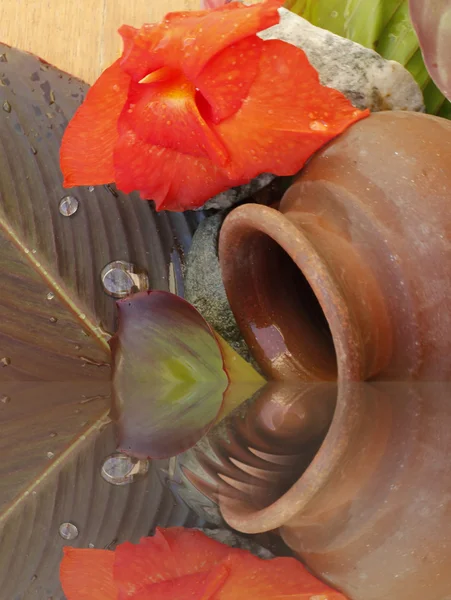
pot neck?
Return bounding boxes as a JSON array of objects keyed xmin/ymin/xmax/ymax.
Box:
[{"xmin": 219, "ymin": 202, "xmax": 392, "ymax": 381}]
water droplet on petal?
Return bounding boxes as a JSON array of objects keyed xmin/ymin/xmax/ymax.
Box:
[
  {"xmin": 47, "ymin": 451, "xmax": 55, "ymax": 459},
  {"xmin": 59, "ymin": 522, "xmax": 79, "ymax": 540},
  {"xmin": 59, "ymin": 195, "xmax": 79, "ymax": 217},
  {"xmin": 1, "ymin": 357, "xmax": 11, "ymax": 367},
  {"xmin": 1, "ymin": 395, "xmax": 11, "ymax": 404},
  {"xmin": 101, "ymin": 261, "xmax": 149, "ymax": 299},
  {"xmin": 101, "ymin": 453, "xmax": 149, "ymax": 486},
  {"xmin": 46, "ymin": 292, "xmax": 55, "ymax": 301},
  {"xmin": 309, "ymin": 120, "xmax": 329, "ymax": 132},
  {"xmin": 2, "ymin": 100, "xmax": 11, "ymax": 113}
]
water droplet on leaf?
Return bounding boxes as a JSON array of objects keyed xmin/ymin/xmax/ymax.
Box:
[
  {"xmin": 47, "ymin": 451, "xmax": 55, "ymax": 459},
  {"xmin": 100, "ymin": 453, "xmax": 149, "ymax": 486},
  {"xmin": 101, "ymin": 261, "xmax": 149, "ymax": 299},
  {"xmin": 46, "ymin": 292, "xmax": 55, "ymax": 300},
  {"xmin": 59, "ymin": 195, "xmax": 79, "ymax": 217},
  {"xmin": 59, "ymin": 522, "xmax": 79, "ymax": 540}
]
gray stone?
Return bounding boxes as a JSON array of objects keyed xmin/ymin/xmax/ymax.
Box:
[
  {"xmin": 201, "ymin": 172, "xmax": 275, "ymax": 211},
  {"xmin": 259, "ymin": 8, "xmax": 425, "ymax": 113},
  {"xmin": 196, "ymin": 528, "xmax": 274, "ymax": 559},
  {"xmin": 185, "ymin": 212, "xmax": 253, "ymax": 363}
]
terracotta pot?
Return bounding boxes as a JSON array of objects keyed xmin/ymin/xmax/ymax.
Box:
[
  {"xmin": 218, "ymin": 111, "xmax": 451, "ymax": 381},
  {"xmin": 217, "ymin": 381, "xmax": 451, "ymax": 600}
]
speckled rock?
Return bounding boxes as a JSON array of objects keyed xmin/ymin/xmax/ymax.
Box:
[
  {"xmin": 185, "ymin": 213, "xmax": 253, "ymax": 363},
  {"xmin": 201, "ymin": 172, "xmax": 275, "ymax": 211},
  {"xmin": 259, "ymin": 8, "xmax": 425, "ymax": 113},
  {"xmin": 196, "ymin": 528, "xmax": 275, "ymax": 558}
]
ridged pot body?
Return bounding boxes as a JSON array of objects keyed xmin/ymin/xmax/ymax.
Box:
[
  {"xmin": 219, "ymin": 111, "xmax": 451, "ymax": 381},
  {"xmin": 217, "ymin": 112, "xmax": 451, "ymax": 599}
]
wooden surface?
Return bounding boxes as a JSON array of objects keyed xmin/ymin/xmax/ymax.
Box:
[{"xmin": 0, "ymin": 0, "xmax": 198, "ymax": 84}]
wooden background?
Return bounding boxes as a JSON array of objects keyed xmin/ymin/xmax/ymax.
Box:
[{"xmin": 0, "ymin": 0, "xmax": 198, "ymax": 84}]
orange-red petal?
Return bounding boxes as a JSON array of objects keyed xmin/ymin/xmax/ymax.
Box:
[
  {"xmin": 60, "ymin": 547, "xmax": 117, "ymax": 600},
  {"xmin": 119, "ymin": 1, "xmax": 283, "ymax": 85},
  {"xmin": 180, "ymin": 0, "xmax": 283, "ymax": 79},
  {"xmin": 210, "ymin": 552, "xmax": 348, "ymax": 599},
  {"xmin": 60, "ymin": 60, "xmax": 130, "ymax": 187},
  {"xmin": 113, "ymin": 528, "xmax": 233, "ymax": 597},
  {"xmin": 119, "ymin": 572, "xmax": 211, "ymax": 600},
  {"xmin": 124, "ymin": 567, "xmax": 229, "ymax": 600},
  {"xmin": 215, "ymin": 39, "xmax": 369, "ymax": 180},
  {"xmin": 113, "ymin": 130, "xmax": 245, "ymax": 210},
  {"xmin": 122, "ymin": 74, "xmax": 228, "ymax": 164},
  {"xmin": 194, "ymin": 36, "xmax": 263, "ymax": 123}
]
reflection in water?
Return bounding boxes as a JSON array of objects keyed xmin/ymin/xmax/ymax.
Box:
[
  {"xmin": 4, "ymin": 377, "xmax": 451, "ymax": 598},
  {"xmin": 0, "ymin": 381, "xmax": 201, "ymax": 599},
  {"xmin": 170, "ymin": 381, "xmax": 451, "ymax": 600}
]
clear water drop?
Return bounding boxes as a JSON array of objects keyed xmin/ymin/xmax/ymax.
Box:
[
  {"xmin": 101, "ymin": 453, "xmax": 149, "ymax": 486},
  {"xmin": 49, "ymin": 316, "xmax": 58, "ymax": 323},
  {"xmin": 59, "ymin": 522, "xmax": 79, "ymax": 541},
  {"xmin": 309, "ymin": 120, "xmax": 329, "ymax": 132},
  {"xmin": 331, "ymin": 10, "xmax": 338, "ymax": 17},
  {"xmin": 2, "ymin": 100, "xmax": 11, "ymax": 113},
  {"xmin": 46, "ymin": 292, "xmax": 55, "ymax": 300},
  {"xmin": 88, "ymin": 186, "xmax": 95, "ymax": 192},
  {"xmin": 101, "ymin": 261, "xmax": 149, "ymax": 299},
  {"xmin": 88, "ymin": 542, "xmax": 95, "ymax": 548},
  {"xmin": 1, "ymin": 357, "xmax": 11, "ymax": 367},
  {"xmin": 47, "ymin": 451, "xmax": 55, "ymax": 459},
  {"xmin": 59, "ymin": 195, "xmax": 79, "ymax": 217},
  {"xmin": 1, "ymin": 395, "xmax": 11, "ymax": 404}
]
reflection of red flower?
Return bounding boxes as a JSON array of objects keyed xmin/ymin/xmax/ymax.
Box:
[
  {"xmin": 60, "ymin": 0, "xmax": 368, "ymax": 211},
  {"xmin": 60, "ymin": 527, "xmax": 348, "ymax": 599}
]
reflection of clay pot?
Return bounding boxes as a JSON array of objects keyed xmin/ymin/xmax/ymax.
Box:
[
  {"xmin": 219, "ymin": 112, "xmax": 451, "ymax": 381},
  {"xmin": 220, "ymin": 382, "xmax": 451, "ymax": 600}
]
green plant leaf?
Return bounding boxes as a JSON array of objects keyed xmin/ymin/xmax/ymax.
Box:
[
  {"xmin": 110, "ymin": 291, "xmax": 265, "ymax": 459},
  {"xmin": 0, "ymin": 42, "xmax": 205, "ymax": 596},
  {"xmin": 409, "ymin": 0, "xmax": 451, "ymax": 102}
]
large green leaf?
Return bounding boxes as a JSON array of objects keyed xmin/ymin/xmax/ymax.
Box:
[
  {"xmin": 110, "ymin": 291, "xmax": 265, "ymax": 459},
  {"xmin": 0, "ymin": 42, "xmax": 204, "ymax": 597},
  {"xmin": 290, "ymin": 0, "xmax": 451, "ymax": 117}
]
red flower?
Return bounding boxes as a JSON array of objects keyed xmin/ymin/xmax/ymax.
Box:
[
  {"xmin": 60, "ymin": 527, "xmax": 348, "ymax": 599},
  {"xmin": 60, "ymin": 0, "xmax": 368, "ymax": 211}
]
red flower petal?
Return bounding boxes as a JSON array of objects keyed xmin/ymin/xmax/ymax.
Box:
[
  {"xmin": 180, "ymin": 0, "xmax": 283, "ymax": 79},
  {"xmin": 125, "ymin": 567, "xmax": 229, "ymax": 600},
  {"xmin": 60, "ymin": 547, "xmax": 117, "ymax": 600},
  {"xmin": 209, "ymin": 552, "xmax": 348, "ymax": 599},
  {"xmin": 119, "ymin": 1, "xmax": 283, "ymax": 84},
  {"xmin": 122, "ymin": 72, "xmax": 228, "ymax": 164},
  {"xmin": 194, "ymin": 36, "xmax": 263, "ymax": 123},
  {"xmin": 113, "ymin": 528, "xmax": 232, "ymax": 597},
  {"xmin": 215, "ymin": 39, "xmax": 369, "ymax": 180},
  {"xmin": 60, "ymin": 60, "xmax": 130, "ymax": 187},
  {"xmin": 113, "ymin": 130, "xmax": 245, "ymax": 210}
]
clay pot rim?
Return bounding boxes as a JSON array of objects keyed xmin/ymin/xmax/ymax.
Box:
[
  {"xmin": 219, "ymin": 203, "xmax": 363, "ymax": 381},
  {"xmin": 220, "ymin": 381, "xmax": 358, "ymax": 534}
]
